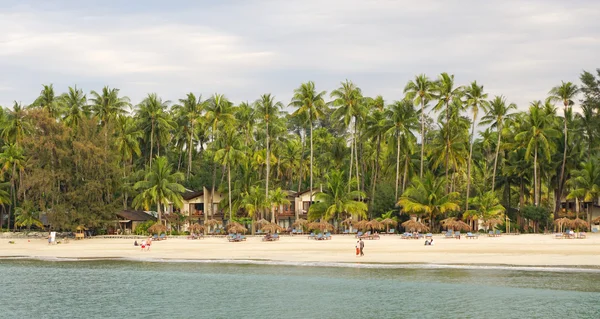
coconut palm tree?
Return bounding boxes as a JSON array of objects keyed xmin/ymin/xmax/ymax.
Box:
[
  {"xmin": 32, "ymin": 84, "xmax": 60, "ymax": 119},
  {"xmin": 515, "ymin": 103, "xmax": 560, "ymax": 206},
  {"xmin": 464, "ymin": 191, "xmax": 505, "ymax": 231},
  {"xmin": 331, "ymin": 80, "xmax": 365, "ymax": 193},
  {"xmin": 548, "ymin": 81, "xmax": 580, "ymax": 202},
  {"xmin": 240, "ymin": 185, "xmax": 267, "ymax": 234},
  {"xmin": 89, "ymin": 86, "xmax": 130, "ymax": 148},
  {"xmin": 234, "ymin": 101, "xmax": 256, "ymax": 147},
  {"xmin": 308, "ymin": 170, "xmax": 367, "ymax": 222},
  {"xmin": 480, "ymin": 95, "xmax": 516, "ymax": 191},
  {"xmin": 133, "ymin": 156, "xmax": 185, "ymax": 222},
  {"xmin": 173, "ymin": 93, "xmax": 208, "ymax": 180},
  {"xmin": 463, "ymin": 81, "xmax": 490, "ymax": 212},
  {"xmin": 1, "ymin": 102, "xmax": 31, "ymax": 146},
  {"xmin": 0, "ymin": 143, "xmax": 25, "ymax": 228},
  {"xmin": 14, "ymin": 201, "xmax": 43, "ymax": 231},
  {"xmin": 60, "ymin": 86, "xmax": 88, "ymax": 131},
  {"xmin": 568, "ymin": 159, "xmax": 600, "ymax": 224},
  {"xmin": 398, "ymin": 172, "xmax": 460, "ymax": 230},
  {"xmin": 269, "ymin": 187, "xmax": 291, "ymax": 224},
  {"xmin": 404, "ymin": 74, "xmax": 435, "ymax": 178},
  {"xmin": 290, "ymin": 81, "xmax": 327, "ymax": 207},
  {"xmin": 255, "ymin": 94, "xmax": 284, "ymax": 209},
  {"xmin": 215, "ymin": 127, "xmax": 246, "ymax": 221},
  {"xmin": 135, "ymin": 93, "xmax": 172, "ymax": 167}
]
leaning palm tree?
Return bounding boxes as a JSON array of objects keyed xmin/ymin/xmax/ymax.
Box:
[
  {"xmin": 404, "ymin": 74, "xmax": 434, "ymax": 178},
  {"xmin": 463, "ymin": 81, "xmax": 490, "ymax": 212},
  {"xmin": 215, "ymin": 127, "xmax": 246, "ymax": 221},
  {"xmin": 547, "ymin": 81, "xmax": 580, "ymax": 205},
  {"xmin": 398, "ymin": 172, "xmax": 460, "ymax": 230},
  {"xmin": 133, "ymin": 156, "xmax": 185, "ymax": 222},
  {"xmin": 308, "ymin": 170, "xmax": 367, "ymax": 223},
  {"xmin": 480, "ymin": 95, "xmax": 516, "ymax": 191},
  {"xmin": 290, "ymin": 81, "xmax": 327, "ymax": 207}
]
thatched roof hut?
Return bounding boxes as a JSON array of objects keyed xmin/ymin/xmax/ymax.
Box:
[{"xmin": 401, "ymin": 220, "xmax": 429, "ymax": 232}]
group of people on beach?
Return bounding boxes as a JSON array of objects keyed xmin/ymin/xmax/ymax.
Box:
[
  {"xmin": 424, "ymin": 238, "xmax": 434, "ymax": 246},
  {"xmin": 134, "ymin": 237, "xmax": 152, "ymax": 251}
]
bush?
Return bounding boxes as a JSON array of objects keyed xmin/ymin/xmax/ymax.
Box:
[{"xmin": 134, "ymin": 220, "xmax": 155, "ymax": 235}]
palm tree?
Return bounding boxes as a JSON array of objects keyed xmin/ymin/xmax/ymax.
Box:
[
  {"xmin": 404, "ymin": 74, "xmax": 434, "ymax": 178},
  {"xmin": 32, "ymin": 84, "xmax": 60, "ymax": 118},
  {"xmin": 1, "ymin": 102, "xmax": 31, "ymax": 146},
  {"xmin": 568, "ymin": 159, "xmax": 600, "ymax": 224},
  {"xmin": 133, "ymin": 156, "xmax": 185, "ymax": 222},
  {"xmin": 0, "ymin": 144, "xmax": 25, "ymax": 228},
  {"xmin": 14, "ymin": 201, "xmax": 43, "ymax": 231},
  {"xmin": 255, "ymin": 94, "xmax": 283, "ymax": 209},
  {"xmin": 214, "ymin": 127, "xmax": 246, "ymax": 221},
  {"xmin": 308, "ymin": 170, "xmax": 367, "ymax": 222},
  {"xmin": 205, "ymin": 94, "xmax": 235, "ymax": 221},
  {"xmin": 463, "ymin": 81, "xmax": 490, "ymax": 212},
  {"xmin": 384, "ymin": 99, "xmax": 418, "ymax": 199},
  {"xmin": 114, "ymin": 115, "xmax": 142, "ymax": 166},
  {"xmin": 290, "ymin": 81, "xmax": 327, "ymax": 207},
  {"xmin": 0, "ymin": 183, "xmax": 11, "ymax": 230},
  {"xmin": 269, "ymin": 187, "xmax": 291, "ymax": 224},
  {"xmin": 398, "ymin": 173, "xmax": 459, "ymax": 230},
  {"xmin": 234, "ymin": 101, "xmax": 256, "ymax": 147},
  {"xmin": 240, "ymin": 185, "xmax": 267, "ymax": 234},
  {"xmin": 60, "ymin": 86, "xmax": 88, "ymax": 131},
  {"xmin": 89, "ymin": 86, "xmax": 130, "ymax": 148},
  {"xmin": 173, "ymin": 93, "xmax": 208, "ymax": 180},
  {"xmin": 331, "ymin": 80, "xmax": 365, "ymax": 193},
  {"xmin": 135, "ymin": 93, "xmax": 172, "ymax": 167},
  {"xmin": 515, "ymin": 103, "xmax": 560, "ymax": 206},
  {"xmin": 548, "ymin": 81, "xmax": 580, "ymax": 203},
  {"xmin": 464, "ymin": 191, "xmax": 505, "ymax": 231},
  {"xmin": 480, "ymin": 95, "xmax": 516, "ymax": 191}
]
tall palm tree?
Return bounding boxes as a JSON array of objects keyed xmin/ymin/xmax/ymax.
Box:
[
  {"xmin": 114, "ymin": 115, "xmax": 142, "ymax": 166},
  {"xmin": 32, "ymin": 84, "xmax": 60, "ymax": 119},
  {"xmin": 567, "ymin": 159, "xmax": 600, "ymax": 223},
  {"xmin": 398, "ymin": 172, "xmax": 460, "ymax": 230},
  {"xmin": 384, "ymin": 100, "xmax": 418, "ymax": 199},
  {"xmin": 240, "ymin": 185, "xmax": 267, "ymax": 234},
  {"xmin": 548, "ymin": 81, "xmax": 580, "ymax": 203},
  {"xmin": 480, "ymin": 95, "xmax": 516, "ymax": 191},
  {"xmin": 173, "ymin": 93, "xmax": 207, "ymax": 180},
  {"xmin": 463, "ymin": 81, "xmax": 490, "ymax": 212},
  {"xmin": 290, "ymin": 81, "xmax": 327, "ymax": 206},
  {"xmin": 515, "ymin": 103, "xmax": 560, "ymax": 206},
  {"xmin": 89, "ymin": 86, "xmax": 130, "ymax": 148},
  {"xmin": 269, "ymin": 187, "xmax": 291, "ymax": 224},
  {"xmin": 1, "ymin": 102, "xmax": 31, "ymax": 146},
  {"xmin": 331, "ymin": 80, "xmax": 365, "ymax": 193},
  {"xmin": 136, "ymin": 94, "xmax": 172, "ymax": 167},
  {"xmin": 308, "ymin": 170, "xmax": 367, "ymax": 222},
  {"xmin": 214, "ymin": 127, "xmax": 246, "ymax": 221},
  {"xmin": 404, "ymin": 74, "xmax": 434, "ymax": 178},
  {"xmin": 205, "ymin": 94, "xmax": 235, "ymax": 221},
  {"xmin": 0, "ymin": 144, "xmax": 24, "ymax": 229},
  {"xmin": 60, "ymin": 86, "xmax": 88, "ymax": 131},
  {"xmin": 133, "ymin": 156, "xmax": 185, "ymax": 222},
  {"xmin": 235, "ymin": 101, "xmax": 256, "ymax": 147},
  {"xmin": 14, "ymin": 201, "xmax": 43, "ymax": 231},
  {"xmin": 255, "ymin": 94, "xmax": 284, "ymax": 209},
  {"xmin": 464, "ymin": 191, "xmax": 505, "ymax": 230}
]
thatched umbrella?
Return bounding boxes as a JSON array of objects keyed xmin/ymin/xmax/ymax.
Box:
[
  {"xmin": 380, "ymin": 218, "xmax": 398, "ymax": 233},
  {"xmin": 261, "ymin": 223, "xmax": 284, "ymax": 233},
  {"xmin": 484, "ymin": 218, "xmax": 503, "ymax": 230},
  {"xmin": 307, "ymin": 221, "xmax": 334, "ymax": 232},
  {"xmin": 592, "ymin": 216, "xmax": 600, "ymax": 224},
  {"xmin": 228, "ymin": 224, "xmax": 248, "ymax": 234},
  {"xmin": 440, "ymin": 217, "xmax": 471, "ymax": 232},
  {"xmin": 353, "ymin": 220, "xmax": 369, "ymax": 231},
  {"xmin": 255, "ymin": 218, "xmax": 270, "ymax": 228},
  {"xmin": 568, "ymin": 218, "xmax": 589, "ymax": 231},
  {"xmin": 188, "ymin": 223, "xmax": 205, "ymax": 234},
  {"xmin": 401, "ymin": 220, "xmax": 430, "ymax": 232},
  {"xmin": 553, "ymin": 217, "xmax": 571, "ymax": 232},
  {"xmin": 366, "ymin": 219, "xmax": 384, "ymax": 232},
  {"xmin": 440, "ymin": 217, "xmax": 458, "ymax": 230},
  {"xmin": 292, "ymin": 218, "xmax": 308, "ymax": 229},
  {"xmin": 148, "ymin": 223, "xmax": 166, "ymax": 235},
  {"xmin": 205, "ymin": 219, "xmax": 221, "ymax": 227}
]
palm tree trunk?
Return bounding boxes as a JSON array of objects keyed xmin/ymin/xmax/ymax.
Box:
[
  {"xmin": 354, "ymin": 120, "xmax": 360, "ymax": 196},
  {"xmin": 445, "ymin": 100, "xmax": 450, "ymax": 193},
  {"xmin": 209, "ymin": 129, "xmax": 218, "ymax": 224},
  {"xmin": 348, "ymin": 127, "xmax": 354, "ymax": 192},
  {"xmin": 157, "ymin": 199, "xmax": 162, "ymax": 222},
  {"xmin": 309, "ymin": 119, "xmax": 313, "ymax": 207},
  {"xmin": 534, "ymin": 145, "xmax": 539, "ymax": 206},
  {"xmin": 465, "ymin": 113, "xmax": 476, "ymax": 212},
  {"xmin": 149, "ymin": 120, "xmax": 155, "ymax": 168},
  {"xmin": 228, "ymin": 163, "xmax": 232, "ymax": 221},
  {"xmin": 187, "ymin": 122, "xmax": 194, "ymax": 180},
  {"xmin": 491, "ymin": 122, "xmax": 503, "ymax": 192},
  {"xmin": 402, "ymin": 155, "xmax": 409, "ymax": 194},
  {"xmin": 266, "ymin": 119, "xmax": 270, "ymax": 216},
  {"xmin": 297, "ymin": 131, "xmax": 305, "ymax": 194},
  {"xmin": 395, "ymin": 131, "xmax": 401, "ymax": 199},
  {"xmin": 558, "ymin": 106, "xmax": 568, "ymax": 209},
  {"xmin": 420, "ymin": 96, "xmax": 425, "ymax": 178}
]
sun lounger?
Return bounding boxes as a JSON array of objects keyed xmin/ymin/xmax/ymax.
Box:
[
  {"xmin": 360, "ymin": 231, "xmax": 371, "ymax": 239},
  {"xmin": 355, "ymin": 231, "xmax": 363, "ymax": 238},
  {"xmin": 444, "ymin": 231, "xmax": 454, "ymax": 238},
  {"xmin": 466, "ymin": 232, "xmax": 479, "ymax": 239},
  {"xmin": 291, "ymin": 229, "xmax": 297, "ymax": 235},
  {"xmin": 272, "ymin": 233, "xmax": 280, "ymax": 241},
  {"xmin": 425, "ymin": 233, "xmax": 433, "ymax": 239},
  {"xmin": 554, "ymin": 233, "xmax": 563, "ymax": 239},
  {"xmin": 494, "ymin": 230, "xmax": 501, "ymax": 237},
  {"xmin": 315, "ymin": 233, "xmax": 324, "ymax": 240},
  {"xmin": 388, "ymin": 228, "xmax": 395, "ymax": 234},
  {"xmin": 227, "ymin": 234, "xmax": 237, "ymax": 242},
  {"xmin": 343, "ymin": 229, "xmax": 349, "ymax": 235},
  {"xmin": 454, "ymin": 232, "xmax": 461, "ymax": 239},
  {"xmin": 577, "ymin": 232, "xmax": 586, "ymax": 239},
  {"xmin": 371, "ymin": 233, "xmax": 380, "ymax": 240},
  {"xmin": 324, "ymin": 233, "xmax": 332, "ymax": 240},
  {"xmin": 488, "ymin": 231, "xmax": 494, "ymax": 237},
  {"xmin": 308, "ymin": 232, "xmax": 315, "ymax": 239},
  {"xmin": 159, "ymin": 234, "xmax": 166, "ymax": 240}
]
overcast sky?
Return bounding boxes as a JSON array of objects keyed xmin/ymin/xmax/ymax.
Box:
[{"xmin": 1, "ymin": 0, "xmax": 598, "ymax": 113}]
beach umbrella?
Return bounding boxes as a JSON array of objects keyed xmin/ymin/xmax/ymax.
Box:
[
  {"xmin": 205, "ymin": 219, "xmax": 222, "ymax": 227},
  {"xmin": 568, "ymin": 218, "xmax": 589, "ymax": 231},
  {"xmin": 292, "ymin": 218, "xmax": 308, "ymax": 228},
  {"xmin": 366, "ymin": 219, "xmax": 384, "ymax": 232},
  {"xmin": 307, "ymin": 221, "xmax": 334, "ymax": 232},
  {"xmin": 401, "ymin": 220, "xmax": 430, "ymax": 232},
  {"xmin": 188, "ymin": 223, "xmax": 205, "ymax": 234},
  {"xmin": 353, "ymin": 220, "xmax": 369, "ymax": 231},
  {"xmin": 440, "ymin": 217, "xmax": 458, "ymax": 230},
  {"xmin": 148, "ymin": 223, "xmax": 166, "ymax": 235},
  {"xmin": 451, "ymin": 220, "xmax": 472, "ymax": 232},
  {"xmin": 553, "ymin": 217, "xmax": 570, "ymax": 232},
  {"xmin": 255, "ymin": 218, "xmax": 270, "ymax": 228},
  {"xmin": 380, "ymin": 218, "xmax": 398, "ymax": 231},
  {"xmin": 261, "ymin": 223, "xmax": 284, "ymax": 233},
  {"xmin": 227, "ymin": 224, "xmax": 248, "ymax": 234},
  {"xmin": 484, "ymin": 218, "xmax": 503, "ymax": 230},
  {"xmin": 592, "ymin": 216, "xmax": 600, "ymax": 224}
]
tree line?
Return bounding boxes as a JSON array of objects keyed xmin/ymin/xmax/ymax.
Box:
[{"xmin": 1, "ymin": 68, "xmax": 599, "ymax": 232}]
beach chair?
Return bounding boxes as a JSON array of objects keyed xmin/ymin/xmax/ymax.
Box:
[
  {"xmin": 291, "ymin": 229, "xmax": 297, "ymax": 235},
  {"xmin": 495, "ymin": 230, "xmax": 502, "ymax": 237},
  {"xmin": 343, "ymin": 229, "xmax": 349, "ymax": 235},
  {"xmin": 592, "ymin": 228, "xmax": 599, "ymax": 233},
  {"xmin": 577, "ymin": 232, "xmax": 586, "ymax": 239},
  {"xmin": 355, "ymin": 231, "xmax": 363, "ymax": 238},
  {"xmin": 388, "ymin": 228, "xmax": 395, "ymax": 235},
  {"xmin": 307, "ymin": 232, "xmax": 315, "ymax": 239},
  {"xmin": 227, "ymin": 234, "xmax": 237, "ymax": 242},
  {"xmin": 554, "ymin": 233, "xmax": 563, "ymax": 239},
  {"xmin": 415, "ymin": 233, "xmax": 424, "ymax": 239},
  {"xmin": 454, "ymin": 232, "xmax": 461, "ymax": 239},
  {"xmin": 152, "ymin": 234, "xmax": 159, "ymax": 241},
  {"xmin": 272, "ymin": 233, "xmax": 280, "ymax": 241},
  {"xmin": 488, "ymin": 231, "xmax": 494, "ymax": 237},
  {"xmin": 315, "ymin": 233, "xmax": 324, "ymax": 240},
  {"xmin": 256, "ymin": 230, "xmax": 263, "ymax": 235},
  {"xmin": 444, "ymin": 231, "xmax": 454, "ymax": 238},
  {"xmin": 324, "ymin": 233, "xmax": 332, "ymax": 240},
  {"xmin": 159, "ymin": 234, "xmax": 166, "ymax": 240},
  {"xmin": 425, "ymin": 233, "xmax": 433, "ymax": 239},
  {"xmin": 296, "ymin": 229, "xmax": 304, "ymax": 235},
  {"xmin": 371, "ymin": 233, "xmax": 380, "ymax": 240},
  {"xmin": 466, "ymin": 232, "xmax": 478, "ymax": 239}
]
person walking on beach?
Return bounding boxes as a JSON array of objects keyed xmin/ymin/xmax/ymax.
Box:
[
  {"xmin": 359, "ymin": 238, "xmax": 364, "ymax": 256},
  {"xmin": 355, "ymin": 240, "xmax": 360, "ymax": 256}
]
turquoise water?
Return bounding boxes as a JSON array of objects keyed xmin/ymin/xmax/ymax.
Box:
[{"xmin": 1, "ymin": 260, "xmax": 599, "ymax": 319}]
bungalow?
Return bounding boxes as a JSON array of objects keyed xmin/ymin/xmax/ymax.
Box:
[
  {"xmin": 178, "ymin": 187, "xmax": 224, "ymax": 224},
  {"xmin": 560, "ymin": 198, "xmax": 600, "ymax": 231},
  {"xmin": 273, "ymin": 190, "xmax": 297, "ymax": 229},
  {"xmin": 116, "ymin": 210, "xmax": 157, "ymax": 234}
]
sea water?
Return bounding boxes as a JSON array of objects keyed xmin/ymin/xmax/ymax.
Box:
[{"xmin": 1, "ymin": 259, "xmax": 599, "ymax": 319}]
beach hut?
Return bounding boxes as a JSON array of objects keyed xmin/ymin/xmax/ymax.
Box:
[
  {"xmin": 261, "ymin": 223, "xmax": 284, "ymax": 234},
  {"xmin": 380, "ymin": 218, "xmax": 398, "ymax": 234},
  {"xmin": 75, "ymin": 225, "xmax": 87, "ymax": 240},
  {"xmin": 401, "ymin": 220, "xmax": 430, "ymax": 232}
]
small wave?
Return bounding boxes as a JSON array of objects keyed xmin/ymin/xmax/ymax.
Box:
[{"xmin": 4, "ymin": 256, "xmax": 599, "ymax": 273}]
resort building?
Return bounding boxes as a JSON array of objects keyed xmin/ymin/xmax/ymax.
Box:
[
  {"xmin": 115, "ymin": 210, "xmax": 157, "ymax": 234},
  {"xmin": 178, "ymin": 187, "xmax": 224, "ymax": 224}
]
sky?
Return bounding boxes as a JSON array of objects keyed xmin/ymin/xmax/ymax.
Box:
[{"xmin": 1, "ymin": 0, "xmax": 599, "ymax": 113}]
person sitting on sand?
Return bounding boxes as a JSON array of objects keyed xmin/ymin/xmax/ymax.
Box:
[
  {"xmin": 134, "ymin": 240, "xmax": 138, "ymax": 246},
  {"xmin": 429, "ymin": 238, "xmax": 434, "ymax": 246}
]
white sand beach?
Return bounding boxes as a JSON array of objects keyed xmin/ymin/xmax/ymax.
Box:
[{"xmin": 1, "ymin": 234, "xmax": 599, "ymax": 267}]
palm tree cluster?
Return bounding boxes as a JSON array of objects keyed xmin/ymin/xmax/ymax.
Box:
[{"xmin": 0, "ymin": 68, "xmax": 599, "ymax": 233}]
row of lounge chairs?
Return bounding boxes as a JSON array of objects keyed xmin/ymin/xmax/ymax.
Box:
[
  {"xmin": 354, "ymin": 231, "xmax": 381, "ymax": 240},
  {"xmin": 186, "ymin": 233, "xmax": 204, "ymax": 240},
  {"xmin": 555, "ymin": 231, "xmax": 586, "ymax": 239},
  {"xmin": 262, "ymin": 233, "xmax": 280, "ymax": 241},
  {"xmin": 488, "ymin": 230, "xmax": 502, "ymax": 237},
  {"xmin": 307, "ymin": 233, "xmax": 332, "ymax": 240},
  {"xmin": 401, "ymin": 232, "xmax": 428, "ymax": 239},
  {"xmin": 227, "ymin": 234, "xmax": 247, "ymax": 242},
  {"xmin": 152, "ymin": 234, "xmax": 167, "ymax": 241}
]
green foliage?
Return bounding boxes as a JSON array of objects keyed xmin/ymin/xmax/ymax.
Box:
[
  {"xmin": 134, "ymin": 220, "xmax": 155, "ymax": 235},
  {"xmin": 521, "ymin": 205, "xmax": 551, "ymax": 224}
]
